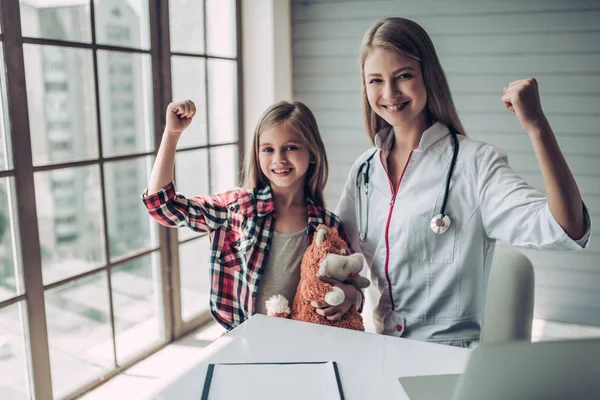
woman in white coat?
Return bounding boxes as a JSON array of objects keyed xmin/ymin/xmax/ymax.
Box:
[{"xmin": 317, "ymin": 17, "xmax": 590, "ymax": 347}]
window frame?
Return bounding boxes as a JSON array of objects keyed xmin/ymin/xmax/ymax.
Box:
[{"xmin": 0, "ymin": 0, "xmax": 243, "ymax": 398}]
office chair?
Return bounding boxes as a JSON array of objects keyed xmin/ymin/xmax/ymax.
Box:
[{"xmin": 480, "ymin": 245, "xmax": 535, "ymax": 344}]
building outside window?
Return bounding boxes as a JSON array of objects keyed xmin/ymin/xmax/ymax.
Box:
[{"xmin": 0, "ymin": 1, "xmax": 241, "ymax": 399}]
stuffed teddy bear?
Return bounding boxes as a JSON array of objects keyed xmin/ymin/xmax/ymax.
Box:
[{"xmin": 265, "ymin": 224, "xmax": 369, "ymax": 331}]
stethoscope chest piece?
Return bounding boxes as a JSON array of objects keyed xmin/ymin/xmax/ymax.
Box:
[
  {"xmin": 430, "ymin": 214, "xmax": 451, "ymax": 234},
  {"xmin": 356, "ymin": 128, "xmax": 459, "ymax": 240}
]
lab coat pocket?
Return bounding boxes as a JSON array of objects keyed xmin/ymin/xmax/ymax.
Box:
[{"xmin": 408, "ymin": 214, "xmax": 456, "ymax": 264}]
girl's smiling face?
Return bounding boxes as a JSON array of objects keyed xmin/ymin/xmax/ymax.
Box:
[
  {"xmin": 258, "ymin": 123, "xmax": 312, "ymax": 192},
  {"xmin": 364, "ymin": 47, "xmax": 428, "ymax": 130}
]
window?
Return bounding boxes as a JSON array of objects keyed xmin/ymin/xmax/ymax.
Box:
[
  {"xmin": 0, "ymin": 1, "xmax": 241, "ymax": 399},
  {"xmin": 47, "ymin": 121, "xmax": 72, "ymax": 130},
  {"xmin": 106, "ymin": 24, "xmax": 130, "ymax": 42},
  {"xmin": 169, "ymin": 0, "xmax": 239, "ymax": 324},
  {"xmin": 0, "ymin": 16, "xmax": 29, "ymax": 400},
  {"xmin": 44, "ymin": 82, "xmax": 68, "ymax": 92},
  {"xmin": 122, "ymin": 117, "xmax": 134, "ymax": 128},
  {"xmin": 50, "ymin": 141, "xmax": 71, "ymax": 151},
  {"xmin": 51, "ymin": 179, "xmax": 74, "ymax": 190},
  {"xmin": 123, "ymin": 135, "xmax": 136, "ymax": 146},
  {"xmin": 56, "ymin": 233, "xmax": 78, "ymax": 244},
  {"xmin": 55, "ymin": 215, "xmax": 77, "ymax": 225}
]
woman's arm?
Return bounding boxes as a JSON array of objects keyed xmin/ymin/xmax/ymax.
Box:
[
  {"xmin": 502, "ymin": 78, "xmax": 586, "ymax": 239},
  {"xmin": 148, "ymin": 100, "xmax": 196, "ymax": 194}
]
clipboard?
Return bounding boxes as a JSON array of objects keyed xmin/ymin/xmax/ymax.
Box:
[{"xmin": 201, "ymin": 361, "xmax": 344, "ymax": 400}]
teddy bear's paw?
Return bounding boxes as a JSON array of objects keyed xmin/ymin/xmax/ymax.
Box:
[
  {"xmin": 265, "ymin": 294, "xmax": 291, "ymax": 317},
  {"xmin": 324, "ymin": 287, "xmax": 345, "ymax": 306}
]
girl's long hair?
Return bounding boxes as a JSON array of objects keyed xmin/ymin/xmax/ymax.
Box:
[
  {"xmin": 359, "ymin": 17, "xmax": 465, "ymax": 142},
  {"xmin": 243, "ymin": 101, "xmax": 328, "ymax": 207}
]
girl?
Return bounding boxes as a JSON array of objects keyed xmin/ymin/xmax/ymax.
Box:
[
  {"xmin": 143, "ymin": 100, "xmax": 362, "ymax": 331},
  {"xmin": 332, "ymin": 17, "xmax": 591, "ymax": 347}
]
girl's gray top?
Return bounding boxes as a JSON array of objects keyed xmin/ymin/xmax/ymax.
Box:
[{"xmin": 255, "ymin": 227, "xmax": 309, "ymax": 315}]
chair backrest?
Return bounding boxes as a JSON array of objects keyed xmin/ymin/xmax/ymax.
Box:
[{"xmin": 481, "ymin": 245, "xmax": 535, "ymax": 344}]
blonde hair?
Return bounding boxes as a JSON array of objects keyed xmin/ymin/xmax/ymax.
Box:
[
  {"xmin": 243, "ymin": 101, "xmax": 328, "ymax": 208},
  {"xmin": 359, "ymin": 17, "xmax": 465, "ymax": 143}
]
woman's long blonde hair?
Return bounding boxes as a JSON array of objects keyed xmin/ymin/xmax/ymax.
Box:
[
  {"xmin": 243, "ymin": 101, "xmax": 328, "ymax": 208},
  {"xmin": 359, "ymin": 17, "xmax": 465, "ymax": 143}
]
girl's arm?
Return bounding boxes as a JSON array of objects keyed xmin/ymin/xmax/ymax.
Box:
[
  {"xmin": 143, "ymin": 100, "xmax": 233, "ymax": 233},
  {"xmin": 310, "ymin": 277, "xmax": 362, "ymax": 321},
  {"xmin": 148, "ymin": 100, "xmax": 196, "ymax": 194},
  {"xmin": 501, "ymin": 78, "xmax": 587, "ymax": 240}
]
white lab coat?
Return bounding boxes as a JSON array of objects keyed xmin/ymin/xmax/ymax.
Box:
[{"xmin": 336, "ymin": 122, "xmax": 591, "ymax": 346}]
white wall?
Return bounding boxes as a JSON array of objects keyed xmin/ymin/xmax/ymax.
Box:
[
  {"xmin": 242, "ymin": 0, "xmax": 293, "ymax": 158},
  {"xmin": 291, "ymin": 0, "xmax": 600, "ymax": 326}
]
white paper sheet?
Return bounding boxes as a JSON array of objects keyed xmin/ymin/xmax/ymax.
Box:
[{"xmin": 205, "ymin": 361, "xmax": 343, "ymax": 400}]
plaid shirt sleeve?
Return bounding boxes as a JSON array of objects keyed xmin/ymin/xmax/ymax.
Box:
[{"xmin": 141, "ymin": 181, "xmax": 234, "ymax": 233}]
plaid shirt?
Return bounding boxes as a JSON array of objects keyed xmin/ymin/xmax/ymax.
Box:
[{"xmin": 142, "ymin": 182, "xmax": 344, "ymax": 330}]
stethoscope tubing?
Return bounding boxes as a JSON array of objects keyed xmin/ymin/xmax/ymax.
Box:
[{"xmin": 355, "ymin": 127, "xmax": 460, "ymax": 241}]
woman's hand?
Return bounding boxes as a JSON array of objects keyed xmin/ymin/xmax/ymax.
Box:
[
  {"xmin": 501, "ymin": 78, "xmax": 549, "ymax": 136},
  {"xmin": 165, "ymin": 100, "xmax": 196, "ymax": 136},
  {"xmin": 311, "ymin": 276, "xmax": 362, "ymax": 321}
]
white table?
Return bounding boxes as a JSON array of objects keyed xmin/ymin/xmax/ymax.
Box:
[{"xmin": 152, "ymin": 314, "xmax": 470, "ymax": 399}]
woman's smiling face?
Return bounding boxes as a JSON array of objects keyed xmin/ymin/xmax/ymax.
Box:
[{"xmin": 364, "ymin": 47, "xmax": 428, "ymax": 130}]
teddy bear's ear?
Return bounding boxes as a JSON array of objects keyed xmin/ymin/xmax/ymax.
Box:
[{"xmin": 316, "ymin": 228, "xmax": 327, "ymax": 246}]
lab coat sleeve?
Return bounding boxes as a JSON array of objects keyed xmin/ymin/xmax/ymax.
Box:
[
  {"xmin": 477, "ymin": 145, "xmax": 591, "ymax": 250},
  {"xmin": 335, "ymin": 162, "xmax": 362, "ymax": 254}
]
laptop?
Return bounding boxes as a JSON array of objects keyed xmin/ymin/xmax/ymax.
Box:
[{"xmin": 399, "ymin": 339, "xmax": 600, "ymax": 400}]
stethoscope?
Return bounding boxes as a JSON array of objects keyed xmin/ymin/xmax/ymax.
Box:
[{"xmin": 355, "ymin": 127, "xmax": 459, "ymax": 241}]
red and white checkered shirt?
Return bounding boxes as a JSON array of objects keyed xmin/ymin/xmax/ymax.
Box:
[{"xmin": 142, "ymin": 182, "xmax": 345, "ymax": 330}]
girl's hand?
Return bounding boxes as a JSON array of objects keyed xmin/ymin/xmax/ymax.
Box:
[
  {"xmin": 311, "ymin": 277, "xmax": 362, "ymax": 321},
  {"xmin": 501, "ymin": 78, "xmax": 549, "ymax": 136},
  {"xmin": 165, "ymin": 100, "xmax": 196, "ymax": 136}
]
